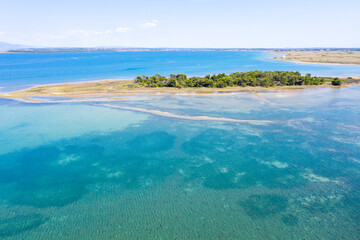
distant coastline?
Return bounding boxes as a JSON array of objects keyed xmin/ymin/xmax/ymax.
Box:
[
  {"xmin": 270, "ymin": 50, "xmax": 360, "ymax": 65},
  {"xmin": 0, "ymin": 48, "xmax": 272, "ymax": 54},
  {"xmin": 1, "ymin": 47, "xmax": 360, "ymax": 54}
]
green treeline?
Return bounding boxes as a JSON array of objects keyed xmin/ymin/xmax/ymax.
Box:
[{"xmin": 135, "ymin": 71, "xmax": 336, "ymax": 88}]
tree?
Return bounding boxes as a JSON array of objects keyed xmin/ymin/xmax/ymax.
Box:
[
  {"xmin": 167, "ymin": 79, "xmax": 177, "ymax": 87},
  {"xmin": 331, "ymin": 78, "xmax": 342, "ymax": 86}
]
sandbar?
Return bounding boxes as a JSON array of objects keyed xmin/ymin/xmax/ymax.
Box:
[
  {"xmin": 97, "ymin": 104, "xmax": 274, "ymax": 124},
  {"xmin": 270, "ymin": 50, "xmax": 360, "ymax": 65}
]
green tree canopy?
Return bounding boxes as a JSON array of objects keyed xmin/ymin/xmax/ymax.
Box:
[{"xmin": 135, "ymin": 71, "xmax": 335, "ymax": 88}]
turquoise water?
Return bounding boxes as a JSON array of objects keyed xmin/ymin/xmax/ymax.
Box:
[
  {"xmin": 0, "ymin": 84, "xmax": 360, "ymax": 239},
  {"xmin": 1, "ymin": 51, "xmax": 360, "ymax": 238},
  {"xmin": 1, "ymin": 51, "xmax": 360, "ymax": 92}
]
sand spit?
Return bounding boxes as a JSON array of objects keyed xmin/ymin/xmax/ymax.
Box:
[
  {"xmin": 249, "ymin": 90, "xmax": 261, "ymax": 98},
  {"xmin": 270, "ymin": 50, "xmax": 360, "ymax": 65},
  {"xmin": 97, "ymin": 104, "xmax": 275, "ymax": 124},
  {"xmin": 22, "ymin": 98, "xmax": 48, "ymax": 103},
  {"xmin": 18, "ymin": 97, "xmax": 128, "ymax": 103}
]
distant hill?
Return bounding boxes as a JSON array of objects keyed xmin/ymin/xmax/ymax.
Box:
[{"xmin": 0, "ymin": 41, "xmax": 33, "ymax": 50}]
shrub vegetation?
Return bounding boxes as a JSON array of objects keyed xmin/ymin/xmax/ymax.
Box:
[
  {"xmin": 135, "ymin": 71, "xmax": 328, "ymax": 88},
  {"xmin": 331, "ymin": 78, "xmax": 342, "ymax": 86}
]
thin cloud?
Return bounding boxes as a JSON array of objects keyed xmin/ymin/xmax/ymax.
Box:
[
  {"xmin": 138, "ymin": 20, "xmax": 158, "ymax": 28},
  {"xmin": 69, "ymin": 30, "xmax": 114, "ymax": 36},
  {"xmin": 116, "ymin": 27, "xmax": 130, "ymax": 32},
  {"xmin": 0, "ymin": 32, "xmax": 7, "ymax": 35},
  {"xmin": 69, "ymin": 27, "xmax": 130, "ymax": 36}
]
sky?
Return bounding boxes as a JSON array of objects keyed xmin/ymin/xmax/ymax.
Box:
[{"xmin": 0, "ymin": 0, "xmax": 359, "ymax": 48}]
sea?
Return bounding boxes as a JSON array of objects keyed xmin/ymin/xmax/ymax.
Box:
[{"xmin": 0, "ymin": 51, "xmax": 359, "ymax": 239}]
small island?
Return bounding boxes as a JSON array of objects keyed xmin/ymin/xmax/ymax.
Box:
[
  {"xmin": 0, "ymin": 71, "xmax": 358, "ymax": 100},
  {"xmin": 271, "ymin": 50, "xmax": 360, "ymax": 65}
]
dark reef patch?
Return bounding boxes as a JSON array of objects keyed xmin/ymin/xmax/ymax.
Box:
[
  {"xmin": 239, "ymin": 194, "xmax": 289, "ymax": 219},
  {"xmin": 281, "ymin": 214, "xmax": 299, "ymax": 226},
  {"xmin": 203, "ymin": 172, "xmax": 237, "ymax": 190},
  {"xmin": 10, "ymin": 182, "xmax": 88, "ymax": 208},
  {"xmin": 127, "ymin": 131, "xmax": 175, "ymax": 153},
  {"xmin": 0, "ymin": 144, "xmax": 99, "ymax": 208},
  {"xmin": 181, "ymin": 128, "xmax": 308, "ymax": 190},
  {"xmin": 0, "ymin": 129, "xmax": 180, "ymax": 207},
  {"xmin": 0, "ymin": 214, "xmax": 47, "ymax": 237},
  {"xmin": 181, "ymin": 129, "xmax": 235, "ymax": 155}
]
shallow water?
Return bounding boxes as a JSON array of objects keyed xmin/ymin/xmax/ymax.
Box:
[
  {"xmin": 1, "ymin": 51, "xmax": 360, "ymax": 92},
  {"xmin": 0, "ymin": 86, "xmax": 359, "ymax": 239}
]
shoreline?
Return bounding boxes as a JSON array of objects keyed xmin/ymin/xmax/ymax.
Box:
[
  {"xmin": 0, "ymin": 49, "xmax": 268, "ymax": 54},
  {"xmin": 272, "ymin": 57, "xmax": 360, "ymax": 66},
  {"xmin": 1, "ymin": 78, "xmax": 359, "ymax": 100},
  {"xmin": 3, "ymin": 78, "xmax": 133, "ymax": 90}
]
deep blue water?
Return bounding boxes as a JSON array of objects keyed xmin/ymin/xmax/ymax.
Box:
[
  {"xmin": 1, "ymin": 51, "xmax": 360, "ymax": 91},
  {"xmin": 0, "ymin": 52, "xmax": 360, "ymax": 239}
]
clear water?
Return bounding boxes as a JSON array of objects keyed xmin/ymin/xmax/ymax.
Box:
[
  {"xmin": 1, "ymin": 51, "xmax": 360, "ymax": 92},
  {"xmin": 1, "ymin": 85, "xmax": 360, "ymax": 239}
]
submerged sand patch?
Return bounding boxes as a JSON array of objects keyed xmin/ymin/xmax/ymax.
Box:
[
  {"xmin": 97, "ymin": 104, "xmax": 275, "ymax": 124},
  {"xmin": 301, "ymin": 169, "xmax": 339, "ymax": 184},
  {"xmin": 261, "ymin": 160, "xmax": 289, "ymax": 169}
]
